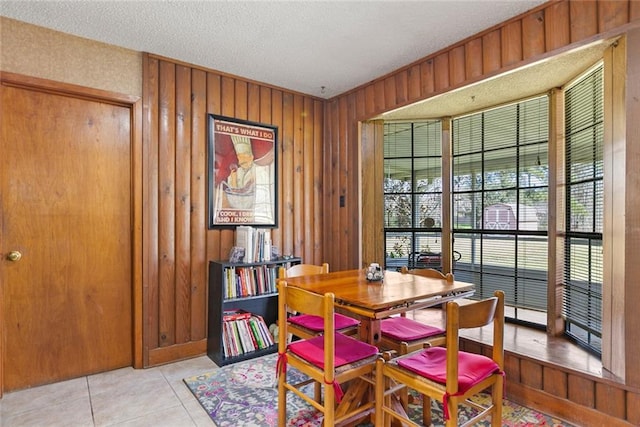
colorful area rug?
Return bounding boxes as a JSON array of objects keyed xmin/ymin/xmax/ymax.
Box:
[{"xmin": 184, "ymin": 353, "xmax": 574, "ymax": 426}]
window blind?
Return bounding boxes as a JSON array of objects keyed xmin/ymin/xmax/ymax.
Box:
[
  {"xmin": 452, "ymin": 96, "xmax": 549, "ymax": 326},
  {"xmin": 563, "ymin": 63, "xmax": 604, "ymax": 355}
]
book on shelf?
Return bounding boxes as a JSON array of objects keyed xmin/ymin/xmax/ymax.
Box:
[
  {"xmin": 234, "ymin": 226, "xmax": 272, "ymax": 263},
  {"xmin": 222, "ymin": 308, "xmax": 251, "ymax": 321},
  {"xmin": 221, "ymin": 312, "xmax": 275, "ymax": 358},
  {"xmin": 222, "ymin": 264, "xmax": 280, "ymax": 300}
]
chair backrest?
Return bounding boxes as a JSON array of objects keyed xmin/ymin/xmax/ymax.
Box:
[
  {"xmin": 444, "ymin": 290, "xmax": 504, "ymax": 393},
  {"xmin": 400, "ymin": 266, "xmax": 453, "ymax": 282},
  {"xmin": 279, "ymin": 262, "xmax": 329, "ymax": 278},
  {"xmin": 277, "ymin": 279, "xmax": 335, "ymax": 377}
]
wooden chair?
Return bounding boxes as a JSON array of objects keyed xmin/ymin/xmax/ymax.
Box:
[
  {"xmin": 276, "ymin": 279, "xmax": 379, "ymax": 426},
  {"xmin": 278, "ymin": 263, "xmax": 359, "ymax": 339},
  {"xmin": 375, "ymin": 290, "xmax": 505, "ymax": 427},
  {"xmin": 377, "ymin": 267, "xmax": 449, "ymax": 421}
]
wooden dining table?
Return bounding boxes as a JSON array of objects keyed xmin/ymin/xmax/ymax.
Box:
[
  {"xmin": 282, "ymin": 268, "xmax": 475, "ymax": 346},
  {"xmin": 282, "ymin": 268, "xmax": 476, "ymax": 424}
]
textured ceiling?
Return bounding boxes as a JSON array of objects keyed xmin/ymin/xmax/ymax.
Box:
[{"xmin": 0, "ymin": 0, "xmax": 548, "ymax": 99}]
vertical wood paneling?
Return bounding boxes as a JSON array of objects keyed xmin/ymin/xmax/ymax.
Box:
[
  {"xmin": 449, "ymin": 46, "xmax": 466, "ymax": 87},
  {"xmin": 271, "ymin": 89, "xmax": 283, "ymax": 250},
  {"xmin": 598, "ymin": 0, "xmax": 629, "ymax": 31},
  {"xmin": 190, "ymin": 68, "xmax": 207, "ymax": 340},
  {"xmin": 482, "ymin": 29, "xmax": 502, "ymax": 74},
  {"xmin": 374, "ymin": 80, "xmax": 385, "ymax": 112},
  {"xmin": 407, "ymin": 64, "xmax": 421, "ymax": 101},
  {"xmin": 384, "ymin": 75, "xmax": 397, "ymax": 110},
  {"xmin": 504, "ymin": 353, "xmax": 521, "ymax": 382},
  {"xmin": 158, "ymin": 60, "xmax": 177, "ymax": 346},
  {"xmin": 326, "ymin": 99, "xmax": 339, "ymax": 267},
  {"xmin": 632, "ymin": 0, "xmax": 640, "ymax": 21},
  {"xmin": 394, "ymin": 71, "xmax": 408, "ymax": 105},
  {"xmin": 464, "ymin": 38, "xmax": 483, "ymax": 80},
  {"xmin": 628, "ymin": 390, "xmax": 640, "ymax": 426},
  {"xmin": 570, "ymin": 0, "xmax": 598, "ymax": 42},
  {"xmin": 281, "ymin": 92, "xmax": 294, "ymax": 256},
  {"xmin": 520, "ymin": 359, "xmax": 543, "ymax": 389},
  {"xmin": 434, "ymin": 52, "xmax": 450, "ymax": 92},
  {"xmin": 205, "ymin": 73, "xmax": 222, "ymax": 262},
  {"xmin": 355, "ymin": 89, "xmax": 366, "ymax": 122},
  {"xmin": 347, "ymin": 93, "xmax": 359, "ymax": 266},
  {"xmin": 420, "ymin": 59, "xmax": 435, "ymax": 96},
  {"xmin": 501, "ymin": 20, "xmax": 523, "ymax": 66},
  {"xmin": 219, "ymin": 76, "xmax": 236, "ymax": 255},
  {"xmin": 174, "ymin": 65, "xmax": 192, "ymax": 344},
  {"xmin": 144, "ymin": 56, "xmax": 160, "ymax": 352},
  {"xmin": 143, "ymin": 54, "xmax": 324, "ymax": 361},
  {"xmin": 338, "ymin": 96, "xmax": 349, "ymax": 271},
  {"xmin": 545, "ymin": 1, "xmax": 571, "ymax": 52},
  {"xmin": 595, "ymin": 382, "xmax": 626, "ymax": 419},
  {"xmin": 567, "ymin": 375, "xmax": 595, "ymax": 408},
  {"xmin": 247, "ymin": 82, "xmax": 260, "ymax": 121},
  {"xmin": 302, "ymin": 96, "xmax": 314, "ymax": 264},
  {"xmin": 312, "ymin": 99, "xmax": 323, "ymax": 264},
  {"xmin": 522, "ymin": 11, "xmax": 546, "ymax": 60},
  {"xmin": 542, "ymin": 366, "xmax": 567, "ymax": 398},
  {"xmin": 364, "ymin": 84, "xmax": 375, "ymax": 118},
  {"xmin": 624, "ymin": 28, "xmax": 640, "ymax": 388},
  {"xmin": 360, "ymin": 120, "xmax": 384, "ymax": 266},
  {"xmin": 293, "ymin": 94, "xmax": 304, "ymax": 257}
]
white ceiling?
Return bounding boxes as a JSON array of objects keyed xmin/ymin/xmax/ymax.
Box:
[{"xmin": 1, "ymin": 0, "xmax": 549, "ymax": 99}]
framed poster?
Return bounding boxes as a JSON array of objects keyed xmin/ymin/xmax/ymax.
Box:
[{"xmin": 208, "ymin": 114, "xmax": 278, "ymax": 228}]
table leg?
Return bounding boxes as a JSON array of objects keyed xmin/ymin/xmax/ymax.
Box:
[{"xmin": 359, "ymin": 317, "xmax": 381, "ymax": 345}]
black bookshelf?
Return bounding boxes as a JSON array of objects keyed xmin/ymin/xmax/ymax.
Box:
[{"xmin": 207, "ymin": 257, "xmax": 301, "ymax": 366}]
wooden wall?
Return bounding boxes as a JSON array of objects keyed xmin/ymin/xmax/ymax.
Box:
[
  {"xmin": 463, "ymin": 338, "xmax": 640, "ymax": 426},
  {"xmin": 142, "ymin": 55, "xmax": 324, "ymax": 365},
  {"xmin": 140, "ymin": 0, "xmax": 640, "ymax": 368},
  {"xmin": 327, "ymin": 0, "xmax": 640, "ymax": 270}
]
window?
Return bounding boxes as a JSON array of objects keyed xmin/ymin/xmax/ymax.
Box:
[
  {"xmin": 381, "ymin": 65, "xmax": 604, "ymax": 348},
  {"xmin": 384, "ymin": 122, "xmax": 443, "ymax": 271},
  {"xmin": 563, "ymin": 64, "xmax": 604, "ymax": 355},
  {"xmin": 451, "ymin": 96, "xmax": 549, "ymax": 327}
]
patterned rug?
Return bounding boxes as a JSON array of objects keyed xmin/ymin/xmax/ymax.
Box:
[{"xmin": 184, "ymin": 353, "xmax": 574, "ymax": 426}]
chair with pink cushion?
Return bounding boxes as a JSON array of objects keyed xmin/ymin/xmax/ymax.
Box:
[
  {"xmin": 377, "ymin": 267, "xmax": 449, "ymax": 420},
  {"xmin": 276, "ymin": 279, "xmax": 379, "ymax": 426},
  {"xmin": 278, "ymin": 263, "xmax": 359, "ymax": 339},
  {"xmin": 375, "ymin": 290, "xmax": 505, "ymax": 427}
]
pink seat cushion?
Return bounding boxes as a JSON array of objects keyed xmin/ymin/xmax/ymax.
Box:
[
  {"xmin": 397, "ymin": 347, "xmax": 500, "ymax": 391},
  {"xmin": 380, "ymin": 317, "xmax": 444, "ymax": 341},
  {"xmin": 288, "ymin": 332, "xmax": 378, "ymax": 369},
  {"xmin": 288, "ymin": 313, "xmax": 359, "ymax": 332}
]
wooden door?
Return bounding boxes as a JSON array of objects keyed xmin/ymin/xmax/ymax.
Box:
[{"xmin": 0, "ymin": 82, "xmax": 133, "ymax": 391}]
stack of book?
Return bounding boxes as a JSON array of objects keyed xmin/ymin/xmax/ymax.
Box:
[
  {"xmin": 222, "ymin": 264, "xmax": 279, "ymax": 299},
  {"xmin": 221, "ymin": 309, "xmax": 275, "ymax": 358},
  {"xmin": 235, "ymin": 226, "xmax": 272, "ymax": 263}
]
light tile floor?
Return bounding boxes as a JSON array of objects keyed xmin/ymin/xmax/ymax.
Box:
[{"xmin": 0, "ymin": 356, "xmax": 219, "ymax": 427}]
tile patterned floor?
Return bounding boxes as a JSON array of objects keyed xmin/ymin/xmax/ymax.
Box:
[{"xmin": 0, "ymin": 356, "xmax": 219, "ymax": 426}]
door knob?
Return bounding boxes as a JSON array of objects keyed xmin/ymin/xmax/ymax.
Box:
[{"xmin": 7, "ymin": 251, "xmax": 22, "ymax": 262}]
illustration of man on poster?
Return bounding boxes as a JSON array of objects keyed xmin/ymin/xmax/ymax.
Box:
[{"xmin": 211, "ymin": 117, "xmax": 276, "ymax": 226}]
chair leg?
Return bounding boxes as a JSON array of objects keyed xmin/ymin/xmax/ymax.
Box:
[
  {"xmin": 492, "ymin": 376, "xmax": 504, "ymax": 427},
  {"xmin": 375, "ymin": 359, "xmax": 384, "ymax": 427},
  {"xmin": 314, "ymin": 381, "xmax": 322, "ymax": 403},
  {"xmin": 399, "ymin": 386, "xmax": 408, "ymax": 411},
  {"xmin": 278, "ymin": 370, "xmax": 287, "ymax": 427},
  {"xmin": 323, "ymin": 380, "xmax": 335, "ymax": 426},
  {"xmin": 445, "ymin": 397, "xmax": 458, "ymax": 427},
  {"xmin": 422, "ymin": 395, "xmax": 432, "ymax": 427}
]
